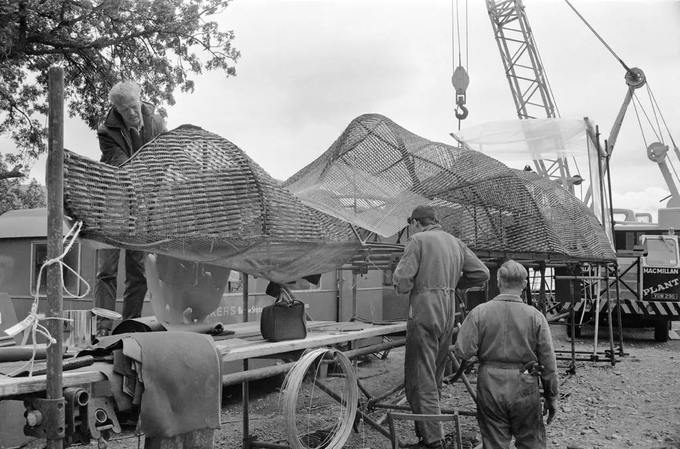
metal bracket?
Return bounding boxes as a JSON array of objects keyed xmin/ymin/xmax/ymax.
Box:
[
  {"xmin": 23, "ymin": 397, "xmax": 66, "ymax": 440},
  {"xmin": 64, "ymin": 386, "xmax": 91, "ymax": 446},
  {"xmin": 84, "ymin": 396, "xmax": 121, "ymax": 440}
]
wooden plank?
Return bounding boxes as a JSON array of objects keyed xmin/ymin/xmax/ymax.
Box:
[
  {"xmin": 0, "ymin": 369, "xmax": 106, "ymax": 398},
  {"xmin": 214, "ymin": 320, "xmax": 343, "ymax": 340},
  {"xmin": 217, "ymin": 322, "xmax": 406, "ymax": 362},
  {"xmin": 0, "ymin": 321, "xmax": 406, "ymax": 399}
]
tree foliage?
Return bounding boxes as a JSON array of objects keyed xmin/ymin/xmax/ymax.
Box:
[
  {"xmin": 0, "ymin": 154, "xmax": 46, "ymax": 215},
  {"xmin": 0, "ymin": 0, "xmax": 240, "ymax": 171}
]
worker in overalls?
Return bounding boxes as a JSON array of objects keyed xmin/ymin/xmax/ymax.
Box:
[
  {"xmin": 454, "ymin": 260, "xmax": 558, "ymax": 448},
  {"xmin": 393, "ymin": 205, "xmax": 490, "ymax": 448}
]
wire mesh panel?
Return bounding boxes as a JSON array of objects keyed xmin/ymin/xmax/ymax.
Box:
[
  {"xmin": 63, "ymin": 125, "xmax": 362, "ymax": 283},
  {"xmin": 284, "ymin": 114, "xmax": 615, "ymax": 262},
  {"xmin": 64, "ymin": 116, "xmax": 615, "ymax": 285}
]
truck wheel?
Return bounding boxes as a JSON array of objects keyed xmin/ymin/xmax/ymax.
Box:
[{"xmin": 654, "ymin": 321, "xmax": 670, "ymax": 343}]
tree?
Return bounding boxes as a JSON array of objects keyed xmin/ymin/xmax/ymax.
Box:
[
  {"xmin": 0, "ymin": 154, "xmax": 46, "ymax": 215},
  {"xmin": 0, "ymin": 0, "xmax": 240, "ymax": 175}
]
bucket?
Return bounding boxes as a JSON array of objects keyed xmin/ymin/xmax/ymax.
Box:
[{"xmin": 63, "ymin": 308, "xmax": 122, "ymax": 349}]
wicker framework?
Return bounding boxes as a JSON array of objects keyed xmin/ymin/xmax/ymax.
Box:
[
  {"xmin": 284, "ymin": 114, "xmax": 615, "ymax": 263},
  {"xmin": 63, "ymin": 125, "xmax": 361, "ymax": 283},
  {"xmin": 63, "ymin": 115, "xmax": 615, "ymax": 284}
]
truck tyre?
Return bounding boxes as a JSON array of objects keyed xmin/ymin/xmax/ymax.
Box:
[{"xmin": 655, "ymin": 321, "xmax": 670, "ymax": 342}]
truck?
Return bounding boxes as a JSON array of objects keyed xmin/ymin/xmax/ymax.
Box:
[{"xmin": 566, "ymin": 207, "xmax": 680, "ymax": 342}]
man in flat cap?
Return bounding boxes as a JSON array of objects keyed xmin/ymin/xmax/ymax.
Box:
[
  {"xmin": 454, "ymin": 260, "xmax": 558, "ymax": 448},
  {"xmin": 393, "ymin": 205, "xmax": 489, "ymax": 449}
]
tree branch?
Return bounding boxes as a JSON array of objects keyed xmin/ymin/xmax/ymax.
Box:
[{"xmin": 0, "ymin": 165, "xmax": 25, "ymax": 180}]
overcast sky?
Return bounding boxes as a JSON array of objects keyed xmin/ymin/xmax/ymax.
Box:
[{"xmin": 20, "ymin": 0, "xmax": 680, "ymax": 220}]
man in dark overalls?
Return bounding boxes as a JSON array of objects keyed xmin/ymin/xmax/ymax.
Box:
[{"xmin": 393, "ymin": 205, "xmax": 490, "ymax": 448}]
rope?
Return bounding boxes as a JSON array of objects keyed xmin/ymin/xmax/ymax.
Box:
[
  {"xmin": 648, "ymin": 83, "xmax": 679, "ymax": 152},
  {"xmin": 631, "ymin": 93, "xmax": 649, "ymax": 149},
  {"xmin": 280, "ymin": 348, "xmax": 358, "ymax": 449},
  {"xmin": 630, "ymin": 84, "xmax": 680, "ymax": 189},
  {"xmin": 2, "ymin": 220, "xmax": 91, "ymax": 377}
]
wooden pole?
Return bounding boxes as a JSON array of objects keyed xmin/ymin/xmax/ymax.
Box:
[{"xmin": 46, "ymin": 66, "xmax": 65, "ymax": 449}]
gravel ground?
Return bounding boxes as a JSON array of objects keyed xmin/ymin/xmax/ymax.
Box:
[{"xmin": 68, "ymin": 322, "xmax": 680, "ymax": 449}]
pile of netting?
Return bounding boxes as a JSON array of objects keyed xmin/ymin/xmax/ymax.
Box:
[
  {"xmin": 63, "ymin": 124, "xmax": 362, "ymax": 283},
  {"xmin": 284, "ymin": 113, "xmax": 615, "ymax": 262}
]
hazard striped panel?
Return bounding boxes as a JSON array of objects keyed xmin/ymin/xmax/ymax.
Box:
[{"xmin": 573, "ymin": 299, "xmax": 680, "ymax": 316}]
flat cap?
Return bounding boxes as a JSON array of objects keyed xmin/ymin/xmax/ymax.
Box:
[{"xmin": 410, "ymin": 205, "xmax": 437, "ymax": 220}]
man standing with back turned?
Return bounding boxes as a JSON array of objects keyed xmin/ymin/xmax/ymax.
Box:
[
  {"xmin": 94, "ymin": 81, "xmax": 166, "ymax": 338},
  {"xmin": 393, "ymin": 205, "xmax": 490, "ymax": 448},
  {"xmin": 454, "ymin": 260, "xmax": 558, "ymax": 449}
]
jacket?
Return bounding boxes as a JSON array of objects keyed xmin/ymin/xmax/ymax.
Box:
[
  {"xmin": 393, "ymin": 224, "xmax": 489, "ymax": 295},
  {"xmin": 453, "ymin": 293, "xmax": 559, "ymax": 399},
  {"xmin": 97, "ymin": 102, "xmax": 166, "ymax": 167}
]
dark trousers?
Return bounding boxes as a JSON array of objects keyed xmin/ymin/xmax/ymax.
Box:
[
  {"xmin": 94, "ymin": 248, "xmax": 147, "ymax": 331},
  {"xmin": 404, "ymin": 319, "xmax": 455, "ymax": 445}
]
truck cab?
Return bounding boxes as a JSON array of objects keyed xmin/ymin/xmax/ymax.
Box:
[{"xmin": 609, "ymin": 207, "xmax": 680, "ymax": 341}]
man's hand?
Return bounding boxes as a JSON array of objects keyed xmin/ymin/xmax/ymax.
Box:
[{"xmin": 543, "ymin": 396, "xmax": 558, "ymax": 425}]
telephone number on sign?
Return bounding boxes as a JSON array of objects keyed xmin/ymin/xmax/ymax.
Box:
[{"xmin": 651, "ymin": 293, "xmax": 679, "ymax": 300}]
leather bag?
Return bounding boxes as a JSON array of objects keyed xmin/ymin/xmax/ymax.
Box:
[{"xmin": 260, "ymin": 290, "xmax": 307, "ymax": 342}]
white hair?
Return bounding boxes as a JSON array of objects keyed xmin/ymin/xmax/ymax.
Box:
[
  {"xmin": 109, "ymin": 81, "xmax": 141, "ymax": 106},
  {"xmin": 497, "ymin": 260, "xmax": 527, "ymax": 289}
]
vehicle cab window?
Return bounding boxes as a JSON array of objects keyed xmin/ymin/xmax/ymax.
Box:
[{"xmin": 643, "ymin": 236, "xmax": 678, "ymax": 267}]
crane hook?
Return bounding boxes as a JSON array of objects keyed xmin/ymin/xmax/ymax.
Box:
[
  {"xmin": 455, "ymin": 105, "xmax": 469, "ymax": 120},
  {"xmin": 452, "ymin": 66, "xmax": 470, "ymax": 121}
]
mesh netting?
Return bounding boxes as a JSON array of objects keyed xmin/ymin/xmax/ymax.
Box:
[
  {"xmin": 63, "ymin": 115, "xmax": 615, "ymax": 282},
  {"xmin": 284, "ymin": 114, "xmax": 615, "ymax": 262},
  {"xmin": 63, "ymin": 124, "xmax": 362, "ymax": 283}
]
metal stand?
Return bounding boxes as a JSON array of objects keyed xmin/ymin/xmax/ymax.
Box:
[{"xmin": 555, "ymin": 264, "xmax": 619, "ymax": 373}]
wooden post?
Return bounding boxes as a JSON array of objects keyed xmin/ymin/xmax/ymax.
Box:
[{"xmin": 46, "ymin": 66, "xmax": 65, "ymax": 449}]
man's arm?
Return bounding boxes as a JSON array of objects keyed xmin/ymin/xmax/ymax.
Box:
[
  {"xmin": 98, "ymin": 128, "xmax": 129, "ymax": 167},
  {"xmin": 151, "ymin": 113, "xmax": 167, "ymax": 137},
  {"xmin": 536, "ymin": 313, "xmax": 559, "ymax": 423},
  {"xmin": 452, "ymin": 309, "xmax": 480, "ymax": 361},
  {"xmin": 392, "ymin": 238, "xmax": 421, "ymax": 295},
  {"xmin": 457, "ymin": 246, "xmax": 490, "ymax": 290}
]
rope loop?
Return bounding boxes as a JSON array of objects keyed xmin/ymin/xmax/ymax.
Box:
[{"xmin": 2, "ymin": 220, "xmax": 91, "ymax": 377}]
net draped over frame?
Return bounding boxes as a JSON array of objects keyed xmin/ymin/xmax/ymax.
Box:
[
  {"xmin": 63, "ymin": 115, "xmax": 615, "ymax": 287},
  {"xmin": 284, "ymin": 113, "xmax": 615, "ymax": 263},
  {"xmin": 63, "ymin": 124, "xmax": 362, "ymax": 283}
]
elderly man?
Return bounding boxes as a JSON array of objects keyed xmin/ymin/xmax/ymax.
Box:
[
  {"xmin": 94, "ymin": 81, "xmax": 166, "ymax": 337},
  {"xmin": 454, "ymin": 260, "xmax": 558, "ymax": 449},
  {"xmin": 393, "ymin": 205, "xmax": 490, "ymax": 449}
]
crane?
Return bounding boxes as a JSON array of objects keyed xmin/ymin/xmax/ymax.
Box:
[
  {"xmin": 485, "ymin": 0, "xmax": 582, "ymax": 195},
  {"xmin": 482, "ymin": 0, "xmax": 680, "ymax": 345}
]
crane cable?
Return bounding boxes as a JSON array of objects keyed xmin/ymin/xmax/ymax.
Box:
[
  {"xmin": 565, "ymin": 0, "xmax": 680, "ymax": 187},
  {"xmin": 451, "ymin": 0, "xmax": 469, "ymax": 128},
  {"xmin": 563, "ymin": 0, "xmax": 633, "ymax": 75},
  {"xmin": 631, "ymin": 87, "xmax": 680, "ymax": 189}
]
